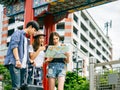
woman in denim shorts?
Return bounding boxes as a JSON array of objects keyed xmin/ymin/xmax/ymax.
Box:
[{"xmin": 46, "ymin": 32, "xmax": 70, "ymax": 90}]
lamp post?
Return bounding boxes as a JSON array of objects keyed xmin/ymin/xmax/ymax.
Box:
[
  {"xmin": 73, "ymin": 50, "xmax": 83, "ymax": 83},
  {"xmin": 89, "ymin": 57, "xmax": 96, "ymax": 90}
]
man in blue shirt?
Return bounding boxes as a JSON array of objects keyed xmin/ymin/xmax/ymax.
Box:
[{"xmin": 4, "ymin": 20, "xmax": 39, "ymax": 90}]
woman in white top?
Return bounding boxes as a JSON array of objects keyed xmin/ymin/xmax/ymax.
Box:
[{"xmin": 29, "ymin": 30, "xmax": 46, "ymax": 85}]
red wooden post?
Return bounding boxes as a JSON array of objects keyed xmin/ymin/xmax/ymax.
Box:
[
  {"xmin": 24, "ymin": 0, "xmax": 34, "ymax": 45},
  {"xmin": 24, "ymin": 0, "xmax": 34, "ymax": 26},
  {"xmin": 43, "ymin": 14, "xmax": 55, "ymax": 90},
  {"xmin": 24, "ymin": 1, "xmax": 55, "ymax": 89}
]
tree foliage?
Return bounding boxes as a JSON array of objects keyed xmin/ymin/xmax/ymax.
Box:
[
  {"xmin": 64, "ymin": 71, "xmax": 89, "ymax": 90},
  {"xmin": 0, "ymin": 64, "xmax": 12, "ymax": 90}
]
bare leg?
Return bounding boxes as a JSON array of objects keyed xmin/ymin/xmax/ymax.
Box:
[
  {"xmin": 48, "ymin": 77, "xmax": 56, "ymax": 90},
  {"xmin": 58, "ymin": 76, "xmax": 65, "ymax": 90}
]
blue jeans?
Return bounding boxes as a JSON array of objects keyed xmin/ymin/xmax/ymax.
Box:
[
  {"xmin": 8, "ymin": 64, "xmax": 26, "ymax": 90},
  {"xmin": 47, "ymin": 63, "xmax": 66, "ymax": 78}
]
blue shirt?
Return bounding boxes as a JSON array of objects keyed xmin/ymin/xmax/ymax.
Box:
[{"xmin": 4, "ymin": 30, "xmax": 29, "ymax": 66}]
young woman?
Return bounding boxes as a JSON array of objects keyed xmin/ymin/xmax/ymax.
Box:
[
  {"xmin": 29, "ymin": 30, "xmax": 46, "ymax": 85},
  {"xmin": 46, "ymin": 32, "xmax": 70, "ymax": 90}
]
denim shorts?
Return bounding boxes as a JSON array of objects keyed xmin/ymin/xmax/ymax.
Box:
[{"xmin": 47, "ymin": 62, "xmax": 66, "ymax": 78}]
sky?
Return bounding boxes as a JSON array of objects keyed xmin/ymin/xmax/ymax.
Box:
[{"xmin": 87, "ymin": 0, "xmax": 120, "ymax": 60}]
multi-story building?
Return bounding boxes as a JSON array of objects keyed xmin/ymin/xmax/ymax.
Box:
[
  {"xmin": 56, "ymin": 10, "xmax": 112, "ymax": 76},
  {"xmin": 0, "ymin": 5, "xmax": 112, "ymax": 76}
]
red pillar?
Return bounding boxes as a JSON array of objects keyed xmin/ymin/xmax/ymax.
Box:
[
  {"xmin": 24, "ymin": 0, "xmax": 34, "ymax": 26},
  {"xmin": 43, "ymin": 14, "xmax": 55, "ymax": 90},
  {"xmin": 24, "ymin": 0, "xmax": 34, "ymax": 45}
]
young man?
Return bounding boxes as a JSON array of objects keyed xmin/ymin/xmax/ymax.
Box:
[{"xmin": 4, "ymin": 20, "xmax": 39, "ymax": 90}]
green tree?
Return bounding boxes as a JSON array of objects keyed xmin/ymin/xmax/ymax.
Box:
[
  {"xmin": 0, "ymin": 64, "xmax": 12, "ymax": 90},
  {"xmin": 64, "ymin": 71, "xmax": 89, "ymax": 90}
]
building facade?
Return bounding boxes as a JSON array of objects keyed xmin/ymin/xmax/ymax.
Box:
[
  {"xmin": 56, "ymin": 10, "xmax": 112, "ymax": 76},
  {"xmin": 0, "ymin": 6, "xmax": 112, "ymax": 76}
]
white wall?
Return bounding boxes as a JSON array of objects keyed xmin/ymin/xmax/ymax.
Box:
[{"xmin": 0, "ymin": 5, "xmax": 3, "ymax": 44}]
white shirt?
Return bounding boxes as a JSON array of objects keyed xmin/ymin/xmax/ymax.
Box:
[
  {"xmin": 22, "ymin": 37, "xmax": 28, "ymax": 68},
  {"xmin": 29, "ymin": 45, "xmax": 45, "ymax": 68}
]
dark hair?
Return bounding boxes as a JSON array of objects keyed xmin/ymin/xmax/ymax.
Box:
[
  {"xmin": 49, "ymin": 32, "xmax": 60, "ymax": 45},
  {"xmin": 33, "ymin": 36, "xmax": 41, "ymax": 51},
  {"xmin": 26, "ymin": 20, "xmax": 39, "ymax": 31}
]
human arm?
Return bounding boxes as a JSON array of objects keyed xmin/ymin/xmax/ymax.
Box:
[
  {"xmin": 64, "ymin": 52, "xmax": 70, "ymax": 63},
  {"xmin": 45, "ymin": 57, "xmax": 53, "ymax": 63},
  {"xmin": 61, "ymin": 44, "xmax": 70, "ymax": 63},
  {"xmin": 13, "ymin": 48, "xmax": 21, "ymax": 68},
  {"xmin": 11, "ymin": 31, "xmax": 21, "ymax": 68},
  {"xmin": 29, "ymin": 46, "xmax": 46, "ymax": 60}
]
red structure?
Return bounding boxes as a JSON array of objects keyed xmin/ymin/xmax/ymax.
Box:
[
  {"xmin": 24, "ymin": 1, "xmax": 56, "ymax": 89},
  {"xmin": 0, "ymin": 0, "xmax": 116, "ymax": 90}
]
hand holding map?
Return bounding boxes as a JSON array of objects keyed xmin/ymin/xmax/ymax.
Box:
[{"xmin": 45, "ymin": 45, "xmax": 69, "ymax": 58}]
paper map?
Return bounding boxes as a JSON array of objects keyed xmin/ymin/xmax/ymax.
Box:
[{"xmin": 45, "ymin": 45, "xmax": 69, "ymax": 58}]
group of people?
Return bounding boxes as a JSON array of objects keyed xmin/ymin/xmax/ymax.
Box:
[{"xmin": 4, "ymin": 20, "xmax": 70, "ymax": 90}]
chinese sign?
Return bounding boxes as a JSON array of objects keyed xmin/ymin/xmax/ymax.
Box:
[{"xmin": 6, "ymin": 1, "xmax": 24, "ymax": 17}]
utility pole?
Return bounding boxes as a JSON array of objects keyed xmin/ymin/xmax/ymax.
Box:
[{"xmin": 104, "ymin": 20, "xmax": 112, "ymax": 36}]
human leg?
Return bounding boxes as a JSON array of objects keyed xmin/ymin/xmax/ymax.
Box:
[
  {"xmin": 20, "ymin": 68, "xmax": 26, "ymax": 86},
  {"xmin": 27, "ymin": 65, "xmax": 33, "ymax": 84},
  {"xmin": 48, "ymin": 77, "xmax": 56, "ymax": 90},
  {"xmin": 58, "ymin": 76, "xmax": 65, "ymax": 90},
  {"xmin": 56, "ymin": 63, "xmax": 66, "ymax": 90},
  {"xmin": 34, "ymin": 68, "xmax": 43, "ymax": 85},
  {"xmin": 8, "ymin": 65, "xmax": 21, "ymax": 90},
  {"xmin": 47, "ymin": 63, "xmax": 57, "ymax": 90}
]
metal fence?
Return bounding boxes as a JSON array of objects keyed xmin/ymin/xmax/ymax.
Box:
[
  {"xmin": 94, "ymin": 67, "xmax": 120, "ymax": 90},
  {"xmin": 89, "ymin": 57, "xmax": 120, "ymax": 90}
]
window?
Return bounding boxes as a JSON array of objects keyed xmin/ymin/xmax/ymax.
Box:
[
  {"xmin": 89, "ymin": 43, "xmax": 95, "ymax": 49},
  {"xmin": 57, "ymin": 23, "xmax": 65, "ymax": 29},
  {"xmin": 8, "ymin": 29, "xmax": 14, "ymax": 36},
  {"xmin": 73, "ymin": 26, "xmax": 78, "ymax": 35},
  {"xmin": 96, "ymin": 50, "xmax": 101, "ymax": 56},
  {"xmin": 89, "ymin": 32, "xmax": 95, "ymax": 40},
  {"xmin": 73, "ymin": 14, "xmax": 78, "ymax": 24},
  {"xmin": 9, "ymin": 17, "xmax": 15, "ymax": 24},
  {"xmin": 89, "ymin": 53, "xmax": 93, "ymax": 57},
  {"xmin": 80, "ymin": 34, "xmax": 88, "ymax": 42},
  {"xmin": 80, "ymin": 45, "xmax": 88, "ymax": 53},
  {"xmin": 81, "ymin": 11, "xmax": 88, "ymax": 21},
  {"xmin": 81, "ymin": 22, "xmax": 88, "ymax": 32},
  {"xmin": 96, "ymin": 40, "xmax": 101, "ymax": 46},
  {"xmin": 73, "ymin": 39, "xmax": 77, "ymax": 46}
]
